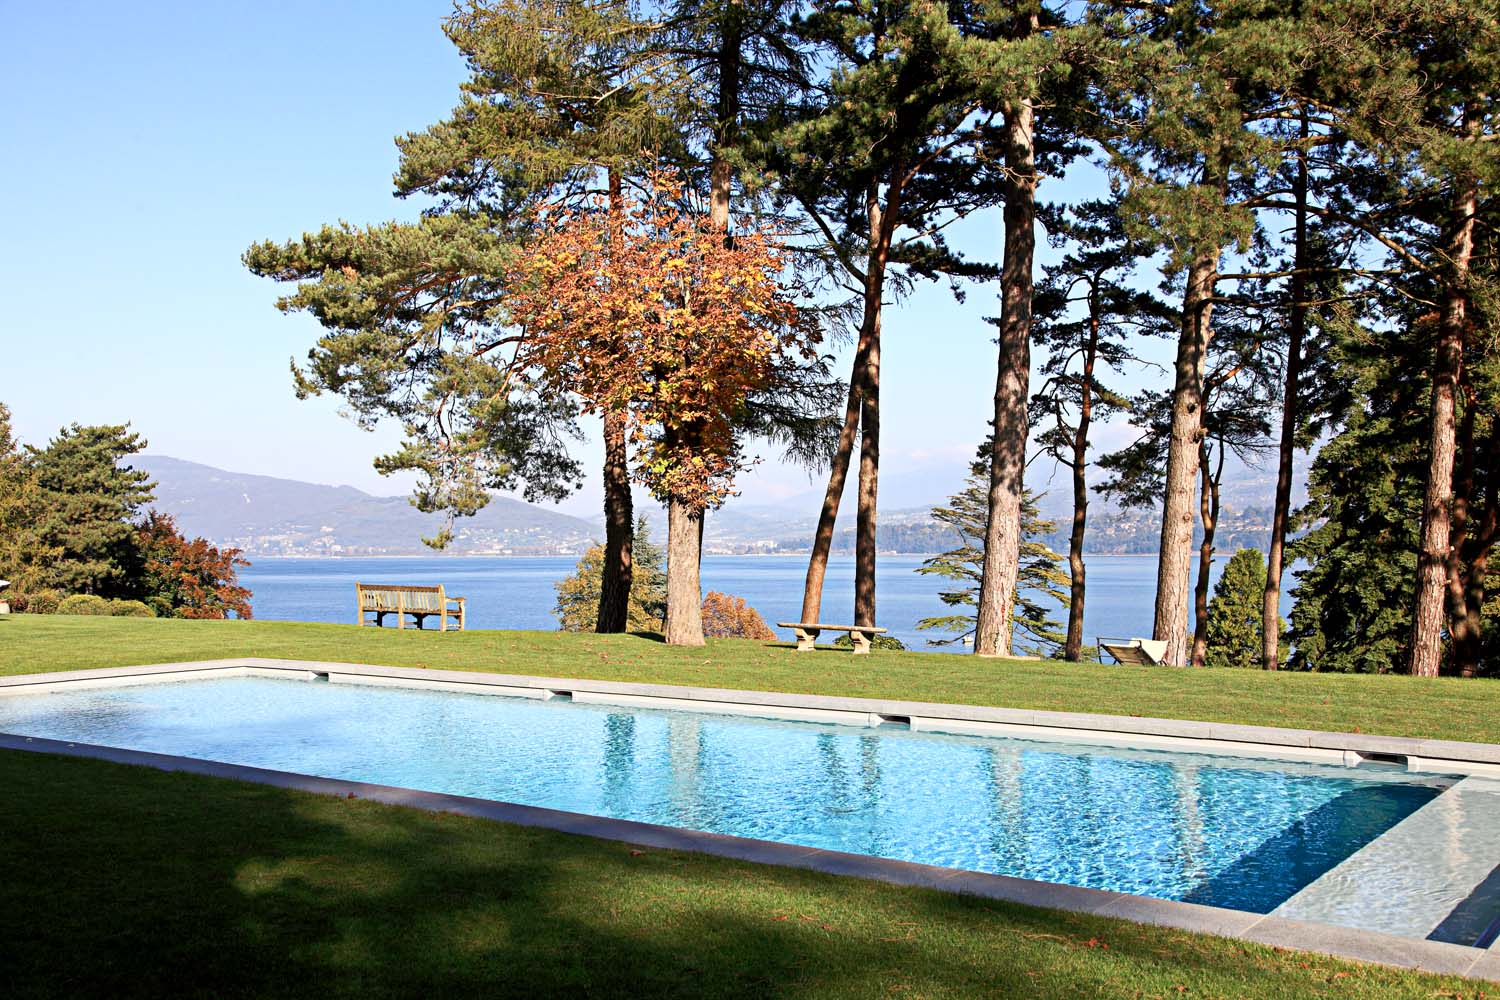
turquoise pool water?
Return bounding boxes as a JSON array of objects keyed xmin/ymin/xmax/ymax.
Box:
[{"xmin": 0, "ymin": 676, "xmax": 1451, "ymax": 912}]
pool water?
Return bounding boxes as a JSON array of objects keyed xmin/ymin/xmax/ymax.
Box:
[{"xmin": 0, "ymin": 676, "xmax": 1452, "ymax": 912}]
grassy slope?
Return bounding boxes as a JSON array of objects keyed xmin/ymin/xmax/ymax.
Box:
[
  {"xmin": 3, "ymin": 615, "xmax": 1498, "ymax": 743},
  {"xmin": 2, "ymin": 751, "xmax": 1485, "ymax": 999}
]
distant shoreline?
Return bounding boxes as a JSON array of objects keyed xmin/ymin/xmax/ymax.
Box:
[{"xmin": 238, "ymin": 551, "xmax": 1171, "ymax": 560}]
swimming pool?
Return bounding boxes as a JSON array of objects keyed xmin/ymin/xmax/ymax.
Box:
[{"xmin": 0, "ymin": 672, "xmax": 1458, "ymax": 916}]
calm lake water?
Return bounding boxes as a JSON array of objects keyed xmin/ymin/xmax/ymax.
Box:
[{"xmin": 239, "ymin": 554, "xmax": 1289, "ymax": 654}]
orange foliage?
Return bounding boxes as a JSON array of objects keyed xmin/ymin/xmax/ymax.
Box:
[
  {"xmin": 506, "ymin": 170, "xmax": 821, "ymax": 511},
  {"xmin": 137, "ymin": 511, "xmax": 253, "ymax": 619},
  {"xmin": 700, "ymin": 591, "xmax": 777, "ymax": 640}
]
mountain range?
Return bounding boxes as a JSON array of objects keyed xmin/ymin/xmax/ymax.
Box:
[
  {"xmin": 136, "ymin": 456, "xmax": 599, "ymax": 557},
  {"xmin": 133, "ymin": 452, "xmax": 1308, "ymax": 558}
]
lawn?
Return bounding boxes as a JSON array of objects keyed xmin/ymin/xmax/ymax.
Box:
[
  {"xmin": 5, "ymin": 614, "xmax": 1499, "ymax": 996},
  {"xmin": 2, "ymin": 750, "xmax": 1488, "ymax": 999},
  {"xmin": 2, "ymin": 614, "xmax": 1498, "ymax": 743}
]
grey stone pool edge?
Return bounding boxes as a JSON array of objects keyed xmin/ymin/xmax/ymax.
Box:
[
  {"xmin": 5, "ymin": 656, "xmax": 1500, "ymax": 774},
  {"xmin": 1, "ymin": 657, "xmax": 1497, "ymax": 982}
]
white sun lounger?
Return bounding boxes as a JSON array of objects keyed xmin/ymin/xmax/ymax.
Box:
[{"xmin": 1096, "ymin": 637, "xmax": 1168, "ymax": 665}]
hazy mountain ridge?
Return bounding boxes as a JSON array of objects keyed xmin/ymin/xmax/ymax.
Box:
[
  {"xmin": 135, "ymin": 454, "xmax": 1302, "ymax": 557},
  {"xmin": 135, "ymin": 456, "xmax": 599, "ymax": 557}
]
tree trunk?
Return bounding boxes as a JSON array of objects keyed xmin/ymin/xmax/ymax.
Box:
[
  {"xmin": 1191, "ymin": 438, "xmax": 1223, "ymax": 668},
  {"xmin": 597, "ymin": 410, "xmax": 634, "ymax": 632},
  {"xmin": 974, "ymin": 85, "xmax": 1037, "ymax": 657},
  {"xmin": 1459, "ymin": 429, "xmax": 1499, "ymax": 677},
  {"xmin": 1409, "ymin": 148, "xmax": 1477, "ymax": 677},
  {"xmin": 664, "ymin": 496, "xmax": 705, "ymax": 646},
  {"xmin": 1262, "ymin": 111, "xmax": 1309, "ymax": 671},
  {"xmin": 709, "ymin": 2, "xmax": 740, "ymax": 238},
  {"xmin": 1154, "ymin": 243, "xmax": 1219, "ymax": 666},
  {"xmin": 595, "ymin": 170, "xmax": 633, "ymax": 634},
  {"xmin": 799, "ymin": 369, "xmax": 861, "ymax": 624},
  {"xmin": 854, "ymin": 170, "xmax": 902, "ymax": 628},
  {"xmin": 1447, "ymin": 376, "xmax": 1477, "ymax": 673},
  {"xmin": 1063, "ymin": 281, "xmax": 1100, "ymax": 662},
  {"xmin": 855, "ymin": 320, "xmax": 881, "ymax": 627},
  {"xmin": 804, "ymin": 173, "xmax": 894, "ymax": 629}
]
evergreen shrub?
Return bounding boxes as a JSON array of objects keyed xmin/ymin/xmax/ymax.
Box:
[{"xmin": 57, "ymin": 594, "xmax": 111, "ymax": 616}]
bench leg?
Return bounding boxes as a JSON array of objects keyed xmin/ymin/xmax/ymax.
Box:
[
  {"xmin": 794, "ymin": 628, "xmax": 819, "ymax": 652},
  {"xmin": 850, "ymin": 630, "xmax": 872, "ymax": 655}
]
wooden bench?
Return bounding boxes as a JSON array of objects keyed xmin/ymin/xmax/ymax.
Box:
[
  {"xmin": 776, "ymin": 621, "xmax": 888, "ymax": 655},
  {"xmin": 357, "ymin": 583, "xmax": 466, "ymax": 631}
]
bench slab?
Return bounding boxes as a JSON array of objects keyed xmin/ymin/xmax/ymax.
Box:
[{"xmin": 775, "ymin": 622, "xmax": 888, "ymax": 654}]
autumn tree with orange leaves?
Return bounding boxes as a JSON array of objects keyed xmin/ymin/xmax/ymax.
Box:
[
  {"xmin": 507, "ymin": 176, "xmax": 823, "ymax": 645},
  {"xmin": 135, "ymin": 512, "xmax": 253, "ymax": 620}
]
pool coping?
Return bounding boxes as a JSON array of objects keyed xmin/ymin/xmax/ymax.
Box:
[
  {"xmin": 2, "ymin": 657, "xmax": 1498, "ymax": 982},
  {"xmin": 4, "ymin": 656, "xmax": 1499, "ymax": 772}
]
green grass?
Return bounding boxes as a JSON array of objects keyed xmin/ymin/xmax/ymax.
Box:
[
  {"xmin": 2, "ymin": 750, "xmax": 1489, "ymax": 999},
  {"xmin": 3, "ymin": 614, "xmax": 1498, "ymax": 743}
]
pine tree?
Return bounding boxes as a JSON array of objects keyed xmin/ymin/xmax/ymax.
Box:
[
  {"xmin": 0, "ymin": 403, "xmax": 58, "ymax": 593},
  {"xmin": 1206, "ymin": 548, "xmax": 1281, "ymax": 669},
  {"xmin": 1239, "ymin": 1, "xmax": 1500, "ymax": 675},
  {"xmin": 1028, "ymin": 199, "xmax": 1173, "ymax": 661},
  {"xmin": 1098, "ymin": 297, "xmax": 1278, "ymax": 668},
  {"xmin": 1288, "ymin": 294, "xmax": 1498, "ymax": 676},
  {"xmin": 916, "ymin": 443, "xmax": 1068, "ymax": 656},
  {"xmin": 28, "ymin": 424, "xmax": 154, "ymax": 596},
  {"xmin": 246, "ymin": 0, "xmax": 669, "ymax": 633},
  {"xmin": 777, "ymin": 1, "xmax": 1005, "ymax": 631},
  {"xmin": 1087, "ymin": 0, "xmax": 1322, "ymax": 664},
  {"xmin": 960, "ymin": 1, "xmax": 1092, "ymax": 659}
]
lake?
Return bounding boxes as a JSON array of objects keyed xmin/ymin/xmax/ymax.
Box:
[{"xmin": 239, "ymin": 554, "xmax": 1287, "ymax": 654}]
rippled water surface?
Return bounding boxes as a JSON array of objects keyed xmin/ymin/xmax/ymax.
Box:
[{"xmin": 0, "ymin": 677, "xmax": 1448, "ymax": 912}]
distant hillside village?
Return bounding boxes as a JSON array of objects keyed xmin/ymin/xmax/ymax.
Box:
[{"xmin": 136, "ymin": 456, "xmax": 1279, "ymax": 559}]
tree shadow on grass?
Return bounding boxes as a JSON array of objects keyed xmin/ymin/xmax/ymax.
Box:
[{"xmin": 0, "ymin": 752, "xmax": 1467, "ymax": 1000}]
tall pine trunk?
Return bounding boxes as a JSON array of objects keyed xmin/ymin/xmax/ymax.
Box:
[
  {"xmin": 664, "ymin": 495, "xmax": 705, "ymax": 646},
  {"xmin": 1447, "ymin": 375, "xmax": 1488, "ymax": 676},
  {"xmin": 855, "ymin": 317, "xmax": 881, "ymax": 627},
  {"xmin": 596, "ymin": 169, "xmax": 634, "ymax": 633},
  {"xmin": 1457, "ymin": 430, "xmax": 1499, "ymax": 677},
  {"xmin": 1190, "ymin": 439, "xmax": 1223, "ymax": 668},
  {"xmin": 855, "ymin": 170, "xmax": 902, "ymax": 628},
  {"xmin": 709, "ymin": 3, "xmax": 741, "ymax": 238},
  {"xmin": 1410, "ymin": 134, "xmax": 1478, "ymax": 677},
  {"xmin": 805, "ymin": 173, "xmax": 899, "ymax": 627},
  {"xmin": 1063, "ymin": 282, "xmax": 1101, "ymax": 662},
  {"xmin": 799, "ymin": 372, "xmax": 861, "ymax": 623},
  {"xmin": 1262, "ymin": 112, "xmax": 1309, "ymax": 670},
  {"xmin": 974, "ymin": 88, "xmax": 1037, "ymax": 657},
  {"xmin": 1155, "ymin": 245, "xmax": 1219, "ymax": 666}
]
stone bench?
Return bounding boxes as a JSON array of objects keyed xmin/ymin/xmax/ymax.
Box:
[{"xmin": 776, "ymin": 621, "xmax": 888, "ymax": 655}]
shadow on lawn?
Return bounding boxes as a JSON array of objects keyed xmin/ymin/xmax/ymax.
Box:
[{"xmin": 0, "ymin": 752, "xmax": 1446, "ymax": 999}]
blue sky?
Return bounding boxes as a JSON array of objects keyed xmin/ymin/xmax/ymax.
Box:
[{"xmin": 1, "ymin": 0, "xmax": 1163, "ymax": 518}]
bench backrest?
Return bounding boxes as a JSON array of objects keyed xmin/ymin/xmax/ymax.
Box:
[{"xmin": 358, "ymin": 584, "xmax": 446, "ymax": 612}]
